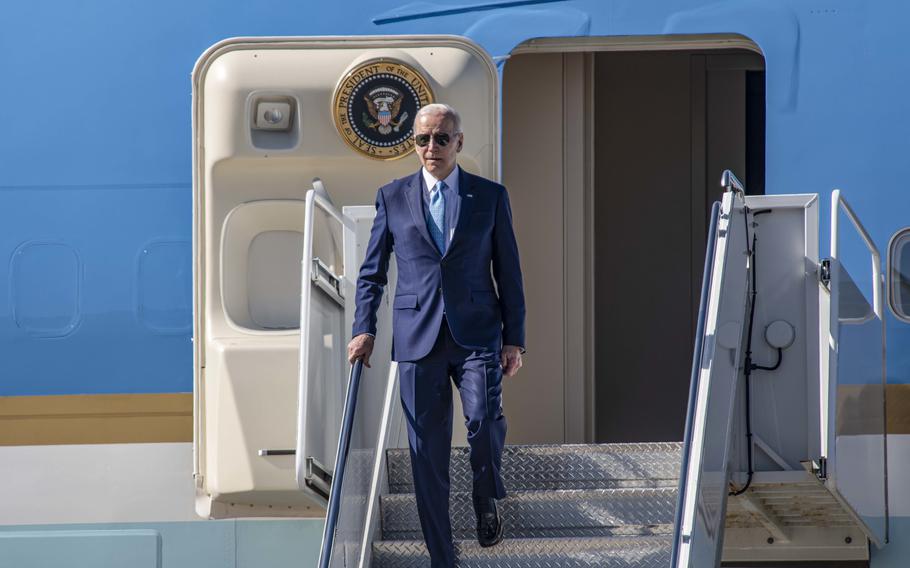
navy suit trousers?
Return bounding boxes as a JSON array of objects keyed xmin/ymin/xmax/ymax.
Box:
[{"xmin": 398, "ymin": 319, "xmax": 508, "ymax": 568}]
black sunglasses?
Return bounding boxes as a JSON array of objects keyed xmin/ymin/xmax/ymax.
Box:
[{"xmin": 414, "ymin": 132, "xmax": 456, "ymax": 147}]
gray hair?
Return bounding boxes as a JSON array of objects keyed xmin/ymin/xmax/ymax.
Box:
[{"xmin": 415, "ymin": 103, "xmax": 462, "ymax": 133}]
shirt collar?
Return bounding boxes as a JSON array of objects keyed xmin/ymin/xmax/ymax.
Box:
[{"xmin": 422, "ymin": 165, "xmax": 460, "ymax": 194}]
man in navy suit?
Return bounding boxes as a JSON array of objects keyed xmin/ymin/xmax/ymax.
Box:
[{"xmin": 348, "ymin": 103, "xmax": 526, "ymax": 567}]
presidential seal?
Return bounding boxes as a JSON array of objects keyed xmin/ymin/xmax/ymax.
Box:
[{"xmin": 332, "ymin": 59, "xmax": 434, "ymax": 160}]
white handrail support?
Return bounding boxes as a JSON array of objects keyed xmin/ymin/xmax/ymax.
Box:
[
  {"xmin": 825, "ymin": 188, "xmax": 889, "ymax": 547},
  {"xmin": 830, "ymin": 189, "xmax": 883, "ymax": 319},
  {"xmin": 357, "ymin": 362, "xmax": 401, "ymax": 568}
]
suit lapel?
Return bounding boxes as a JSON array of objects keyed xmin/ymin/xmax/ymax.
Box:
[
  {"xmin": 404, "ymin": 170, "xmax": 438, "ymax": 254},
  {"xmin": 442, "ymin": 167, "xmax": 476, "ymax": 258}
]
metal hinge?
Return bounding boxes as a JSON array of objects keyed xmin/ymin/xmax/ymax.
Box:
[
  {"xmin": 808, "ymin": 457, "xmax": 828, "ymax": 480},
  {"xmin": 819, "ymin": 259, "xmax": 831, "ymax": 288},
  {"xmin": 311, "ymin": 257, "xmax": 345, "ymax": 307},
  {"xmin": 305, "ymin": 457, "xmax": 332, "ymax": 500}
]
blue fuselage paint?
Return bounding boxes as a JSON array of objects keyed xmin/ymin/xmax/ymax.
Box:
[
  {"xmin": 2, "ymin": 1, "xmax": 908, "ymax": 395},
  {"xmin": 3, "ymin": 0, "xmax": 909, "ymax": 395}
]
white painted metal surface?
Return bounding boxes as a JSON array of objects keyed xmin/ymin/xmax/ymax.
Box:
[
  {"xmin": 675, "ymin": 190, "xmax": 750, "ymax": 567},
  {"xmin": 296, "ymin": 189, "xmax": 354, "ymax": 502},
  {"xmin": 322, "ymin": 206, "xmax": 403, "ymax": 568},
  {"xmin": 673, "ymin": 190, "xmax": 885, "ymax": 564},
  {"xmin": 0, "ymin": 443, "xmax": 196, "ymax": 525}
]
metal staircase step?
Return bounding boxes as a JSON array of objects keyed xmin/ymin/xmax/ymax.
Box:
[
  {"xmin": 371, "ymin": 535, "xmax": 672, "ymax": 567},
  {"xmin": 380, "ymin": 488, "xmax": 677, "ymax": 540},
  {"xmin": 386, "ymin": 443, "xmax": 682, "ymax": 493}
]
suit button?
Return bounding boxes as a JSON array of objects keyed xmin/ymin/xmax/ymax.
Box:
[{"xmin": 437, "ymin": 287, "xmax": 442, "ymax": 293}]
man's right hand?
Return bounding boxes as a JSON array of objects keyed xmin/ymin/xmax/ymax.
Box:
[{"xmin": 347, "ymin": 333, "xmax": 375, "ymax": 367}]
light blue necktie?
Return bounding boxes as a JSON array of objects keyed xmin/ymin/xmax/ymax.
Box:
[{"xmin": 427, "ymin": 180, "xmax": 446, "ymax": 253}]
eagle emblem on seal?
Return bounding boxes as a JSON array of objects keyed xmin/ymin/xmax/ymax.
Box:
[{"xmin": 363, "ymin": 87, "xmax": 410, "ymax": 135}]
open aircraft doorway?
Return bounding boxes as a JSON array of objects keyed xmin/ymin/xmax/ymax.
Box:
[{"xmin": 500, "ymin": 41, "xmax": 766, "ymax": 445}]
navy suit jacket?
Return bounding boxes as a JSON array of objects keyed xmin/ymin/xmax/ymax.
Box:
[{"xmin": 352, "ymin": 168, "xmax": 526, "ymax": 362}]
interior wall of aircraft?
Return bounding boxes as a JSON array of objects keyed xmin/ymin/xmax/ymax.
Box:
[
  {"xmin": 501, "ymin": 52, "xmax": 592, "ymax": 444},
  {"xmin": 500, "ymin": 47, "xmax": 765, "ymax": 445}
]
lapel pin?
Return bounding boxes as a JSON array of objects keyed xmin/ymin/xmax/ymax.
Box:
[{"xmin": 467, "ymin": 194, "xmax": 473, "ymax": 197}]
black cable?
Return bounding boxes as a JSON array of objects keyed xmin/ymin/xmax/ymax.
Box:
[
  {"xmin": 729, "ymin": 207, "xmax": 783, "ymax": 497},
  {"xmin": 753, "ymin": 348, "xmax": 783, "ymax": 371},
  {"xmin": 730, "ymin": 217, "xmax": 757, "ymax": 497}
]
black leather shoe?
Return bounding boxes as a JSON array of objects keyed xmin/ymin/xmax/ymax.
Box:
[{"xmin": 473, "ymin": 495, "xmax": 503, "ymax": 547}]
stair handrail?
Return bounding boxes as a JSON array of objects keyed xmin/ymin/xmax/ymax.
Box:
[
  {"xmin": 670, "ymin": 200, "xmax": 721, "ymax": 567},
  {"xmin": 318, "ymin": 358, "xmax": 365, "ymax": 568},
  {"xmin": 824, "ymin": 189, "xmax": 889, "ymax": 545},
  {"xmin": 830, "ymin": 189, "xmax": 883, "ymax": 319}
]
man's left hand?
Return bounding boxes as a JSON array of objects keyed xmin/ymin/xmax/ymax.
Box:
[{"xmin": 501, "ymin": 345, "xmax": 523, "ymax": 377}]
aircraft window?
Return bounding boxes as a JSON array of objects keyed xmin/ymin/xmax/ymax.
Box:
[{"xmin": 888, "ymin": 228, "xmax": 910, "ymax": 322}]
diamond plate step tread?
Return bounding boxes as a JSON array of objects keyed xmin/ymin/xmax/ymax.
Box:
[
  {"xmin": 386, "ymin": 443, "xmax": 682, "ymax": 494},
  {"xmin": 380, "ymin": 488, "xmax": 677, "ymax": 540},
  {"xmin": 371, "ymin": 535, "xmax": 672, "ymax": 568}
]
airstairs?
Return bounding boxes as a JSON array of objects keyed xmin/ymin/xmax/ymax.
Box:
[
  {"xmin": 298, "ymin": 173, "xmax": 890, "ymax": 568},
  {"xmin": 195, "ymin": 173, "xmax": 888, "ymax": 567}
]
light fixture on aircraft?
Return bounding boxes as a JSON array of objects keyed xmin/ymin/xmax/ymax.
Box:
[
  {"xmin": 253, "ymin": 99, "xmax": 293, "ymax": 131},
  {"xmin": 263, "ymin": 108, "xmax": 283, "ymax": 124}
]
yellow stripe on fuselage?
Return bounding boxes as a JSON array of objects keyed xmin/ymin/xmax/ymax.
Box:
[
  {"xmin": 0, "ymin": 394, "xmax": 192, "ymax": 446},
  {"xmin": 834, "ymin": 384, "xmax": 910, "ymax": 436},
  {"xmin": 6, "ymin": 384, "xmax": 910, "ymax": 446}
]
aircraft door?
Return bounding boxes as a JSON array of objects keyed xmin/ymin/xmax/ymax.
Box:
[
  {"xmin": 192, "ymin": 37, "xmax": 497, "ymax": 518},
  {"xmin": 821, "ymin": 190, "xmax": 888, "ymax": 545}
]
